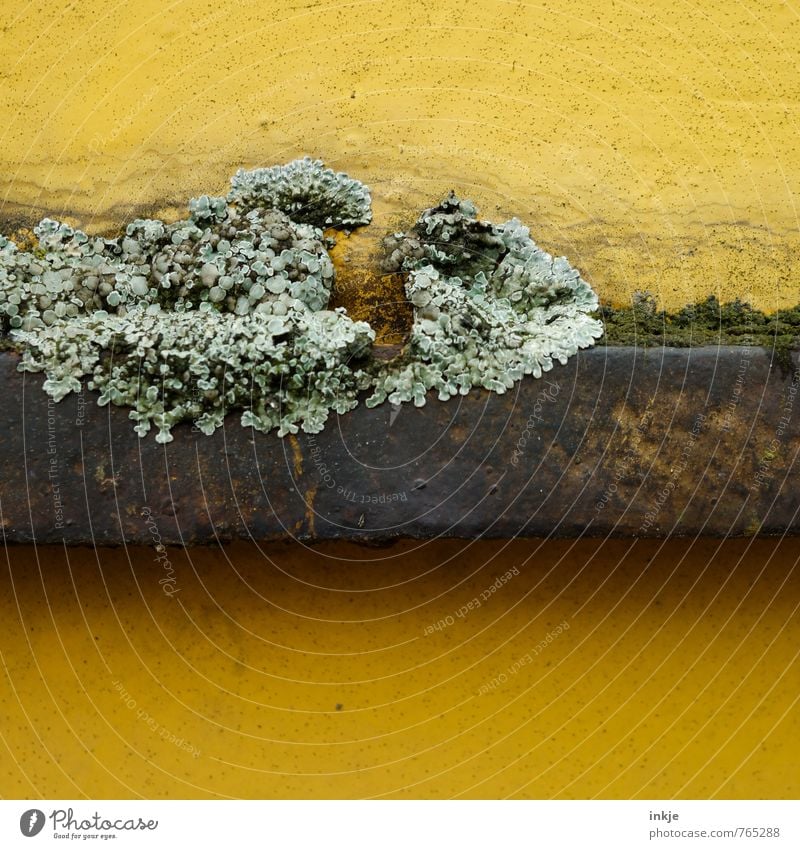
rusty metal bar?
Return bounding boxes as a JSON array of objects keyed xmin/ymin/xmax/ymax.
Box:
[{"xmin": 1, "ymin": 346, "xmax": 797, "ymax": 544}]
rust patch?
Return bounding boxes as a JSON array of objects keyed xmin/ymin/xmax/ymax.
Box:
[
  {"xmin": 287, "ymin": 435, "xmax": 303, "ymax": 479},
  {"xmin": 2, "ymin": 347, "xmax": 799, "ymax": 543},
  {"xmin": 305, "ymin": 482, "xmax": 318, "ymax": 539},
  {"xmin": 327, "ymin": 229, "xmax": 413, "ymax": 347}
]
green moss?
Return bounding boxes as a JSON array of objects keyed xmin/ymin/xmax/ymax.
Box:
[{"xmin": 599, "ymin": 294, "xmax": 800, "ymax": 374}]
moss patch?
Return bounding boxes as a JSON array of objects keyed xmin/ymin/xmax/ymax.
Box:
[{"xmin": 599, "ymin": 294, "xmax": 800, "ymax": 373}]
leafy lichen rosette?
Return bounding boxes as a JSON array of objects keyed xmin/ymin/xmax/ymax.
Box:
[
  {"xmin": 1, "ymin": 164, "xmax": 602, "ymax": 441},
  {"xmin": 4, "ymin": 159, "xmax": 375, "ymax": 442},
  {"xmin": 228, "ymin": 156, "xmax": 372, "ymax": 230},
  {"xmin": 369, "ymin": 193, "xmax": 603, "ymax": 407}
]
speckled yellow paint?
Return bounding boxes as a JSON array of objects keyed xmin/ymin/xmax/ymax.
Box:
[
  {"xmin": 1, "ymin": 1, "xmax": 799, "ymax": 310},
  {"xmin": 1, "ymin": 540, "xmax": 798, "ymax": 798},
  {"xmin": 1, "ymin": 0, "xmax": 799, "ymax": 801}
]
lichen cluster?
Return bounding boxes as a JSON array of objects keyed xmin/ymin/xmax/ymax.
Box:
[
  {"xmin": 229, "ymin": 157, "xmax": 372, "ymax": 230},
  {"xmin": 369, "ymin": 193, "xmax": 603, "ymax": 407},
  {"xmin": 0, "ymin": 162, "xmax": 603, "ymax": 441},
  {"xmin": 0, "ymin": 157, "xmax": 371, "ymax": 333},
  {"xmin": 0, "ymin": 206, "xmax": 337, "ymax": 329},
  {"xmin": 2, "ymin": 159, "xmax": 374, "ymax": 441}
]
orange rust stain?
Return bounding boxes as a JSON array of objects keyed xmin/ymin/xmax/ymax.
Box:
[
  {"xmin": 287, "ymin": 435, "xmax": 303, "ymax": 479},
  {"xmin": 328, "ymin": 229, "xmax": 413, "ymax": 346},
  {"xmin": 305, "ymin": 482, "xmax": 318, "ymax": 539}
]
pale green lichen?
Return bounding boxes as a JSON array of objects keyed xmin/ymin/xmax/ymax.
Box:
[
  {"xmin": 0, "ymin": 159, "xmax": 368, "ymax": 333},
  {"xmin": 17, "ymin": 306, "xmax": 373, "ymax": 442},
  {"xmin": 228, "ymin": 156, "xmax": 372, "ymax": 230},
  {"xmin": 2, "ymin": 159, "xmax": 374, "ymax": 441},
  {"xmin": 0, "ymin": 163, "xmax": 602, "ymax": 441},
  {"xmin": 368, "ymin": 193, "xmax": 602, "ymax": 407},
  {"xmin": 1, "ymin": 205, "xmax": 335, "ymax": 328}
]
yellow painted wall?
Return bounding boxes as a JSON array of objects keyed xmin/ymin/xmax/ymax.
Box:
[
  {"xmin": 1, "ymin": 1, "xmax": 799, "ymax": 310},
  {"xmin": 1, "ymin": 540, "xmax": 798, "ymax": 799},
  {"xmin": 1, "ymin": 0, "xmax": 799, "ymax": 802}
]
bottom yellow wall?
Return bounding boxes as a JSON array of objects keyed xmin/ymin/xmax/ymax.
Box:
[{"xmin": 1, "ymin": 539, "xmax": 797, "ymax": 799}]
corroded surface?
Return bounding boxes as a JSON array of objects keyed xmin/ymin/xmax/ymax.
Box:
[{"xmin": 1, "ymin": 346, "xmax": 798, "ymax": 543}]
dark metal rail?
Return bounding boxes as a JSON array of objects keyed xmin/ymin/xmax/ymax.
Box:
[{"xmin": 1, "ymin": 346, "xmax": 797, "ymax": 544}]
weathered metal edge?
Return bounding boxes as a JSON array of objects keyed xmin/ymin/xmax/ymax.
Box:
[{"xmin": 0, "ymin": 346, "xmax": 797, "ymax": 545}]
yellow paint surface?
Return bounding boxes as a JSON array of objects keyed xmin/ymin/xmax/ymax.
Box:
[
  {"xmin": 1, "ymin": 1, "xmax": 799, "ymax": 310},
  {"xmin": 1, "ymin": 539, "xmax": 798, "ymax": 799},
  {"xmin": 1, "ymin": 0, "xmax": 799, "ymax": 802}
]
